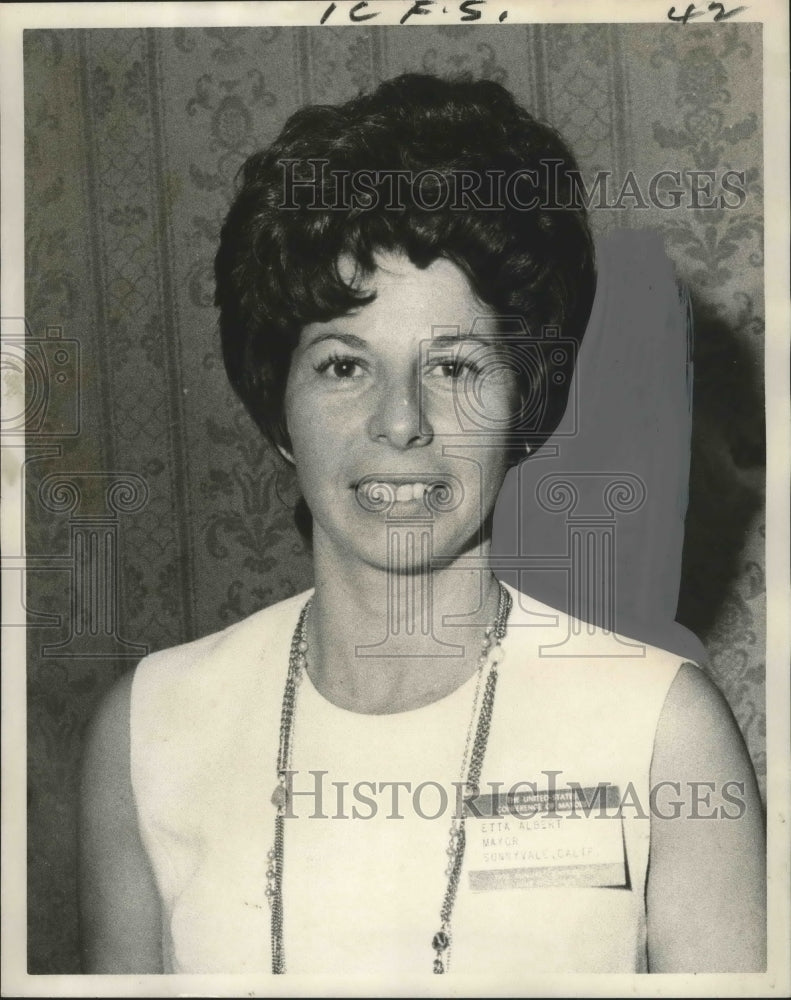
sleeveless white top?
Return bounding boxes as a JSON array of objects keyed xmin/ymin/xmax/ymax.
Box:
[{"xmin": 130, "ymin": 583, "xmax": 684, "ymax": 974}]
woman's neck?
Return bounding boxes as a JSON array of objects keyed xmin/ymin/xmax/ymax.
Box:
[{"xmin": 307, "ymin": 535, "xmax": 502, "ymax": 714}]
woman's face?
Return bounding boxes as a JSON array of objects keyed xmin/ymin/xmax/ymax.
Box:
[{"xmin": 284, "ymin": 252, "xmax": 520, "ymax": 572}]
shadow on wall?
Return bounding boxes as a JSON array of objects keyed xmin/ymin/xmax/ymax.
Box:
[{"xmin": 676, "ymin": 294, "xmax": 765, "ymax": 644}]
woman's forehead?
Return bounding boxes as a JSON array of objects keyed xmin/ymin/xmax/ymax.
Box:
[{"xmin": 333, "ymin": 251, "xmax": 488, "ymax": 332}]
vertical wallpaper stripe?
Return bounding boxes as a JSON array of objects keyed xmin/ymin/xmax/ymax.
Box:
[
  {"xmin": 77, "ymin": 32, "xmax": 117, "ymax": 470},
  {"xmin": 527, "ymin": 24, "xmax": 549, "ymax": 122},
  {"xmin": 146, "ymin": 29, "xmax": 196, "ymax": 638}
]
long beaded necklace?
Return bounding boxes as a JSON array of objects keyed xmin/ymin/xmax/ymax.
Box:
[{"xmin": 265, "ymin": 581, "xmax": 512, "ymax": 974}]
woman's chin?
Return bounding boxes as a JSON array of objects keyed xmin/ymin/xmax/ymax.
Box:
[{"xmin": 314, "ymin": 516, "xmax": 489, "ymax": 576}]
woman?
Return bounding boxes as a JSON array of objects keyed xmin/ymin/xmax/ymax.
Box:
[{"xmin": 79, "ymin": 74, "xmax": 765, "ymax": 976}]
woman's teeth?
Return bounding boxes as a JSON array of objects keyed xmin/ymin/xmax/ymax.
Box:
[
  {"xmin": 361, "ymin": 481, "xmax": 429, "ymax": 502},
  {"xmin": 354, "ymin": 475, "xmax": 460, "ymax": 514},
  {"xmin": 395, "ymin": 482, "xmax": 427, "ymax": 502}
]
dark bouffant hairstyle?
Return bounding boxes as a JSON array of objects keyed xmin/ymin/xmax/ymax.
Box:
[{"xmin": 215, "ymin": 73, "xmax": 595, "ymax": 455}]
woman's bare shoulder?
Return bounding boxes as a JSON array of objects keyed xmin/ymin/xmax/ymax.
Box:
[
  {"xmin": 646, "ymin": 661, "xmax": 765, "ymax": 972},
  {"xmin": 653, "ymin": 660, "xmax": 759, "ymax": 779}
]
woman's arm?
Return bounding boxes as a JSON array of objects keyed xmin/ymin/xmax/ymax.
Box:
[
  {"xmin": 78, "ymin": 670, "xmax": 164, "ymax": 973},
  {"xmin": 646, "ymin": 661, "xmax": 766, "ymax": 972}
]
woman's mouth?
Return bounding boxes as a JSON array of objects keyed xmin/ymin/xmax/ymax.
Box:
[
  {"xmin": 372, "ymin": 481, "xmax": 429, "ymax": 503},
  {"xmin": 353, "ymin": 475, "xmax": 463, "ymax": 513}
]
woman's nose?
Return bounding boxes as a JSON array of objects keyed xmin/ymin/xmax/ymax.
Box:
[{"xmin": 366, "ymin": 371, "xmax": 434, "ymax": 449}]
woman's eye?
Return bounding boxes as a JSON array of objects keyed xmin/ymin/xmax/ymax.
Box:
[
  {"xmin": 315, "ymin": 356, "xmax": 365, "ymax": 380},
  {"xmin": 428, "ymin": 357, "xmax": 480, "ymax": 381},
  {"xmin": 330, "ymin": 360, "xmax": 358, "ymax": 378}
]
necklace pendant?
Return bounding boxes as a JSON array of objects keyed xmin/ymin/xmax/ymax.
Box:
[
  {"xmin": 432, "ymin": 930, "xmax": 450, "ymax": 951},
  {"xmin": 432, "ymin": 928, "xmax": 449, "ymax": 973}
]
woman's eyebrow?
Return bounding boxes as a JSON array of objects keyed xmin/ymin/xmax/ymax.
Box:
[
  {"xmin": 303, "ymin": 331, "xmax": 497, "ymax": 351},
  {"xmin": 303, "ymin": 331, "xmax": 368, "ymax": 351},
  {"xmin": 430, "ymin": 333, "xmax": 499, "ymax": 347}
]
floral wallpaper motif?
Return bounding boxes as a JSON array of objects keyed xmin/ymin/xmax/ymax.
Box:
[
  {"xmin": 24, "ymin": 24, "xmax": 764, "ymax": 973},
  {"xmin": 649, "ymin": 28, "xmax": 763, "ymax": 295}
]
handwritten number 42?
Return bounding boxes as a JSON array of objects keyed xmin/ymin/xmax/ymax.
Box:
[{"xmin": 667, "ymin": 2, "xmax": 748, "ymax": 23}]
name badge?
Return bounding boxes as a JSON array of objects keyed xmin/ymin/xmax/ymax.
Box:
[{"xmin": 464, "ymin": 785, "xmax": 626, "ymax": 891}]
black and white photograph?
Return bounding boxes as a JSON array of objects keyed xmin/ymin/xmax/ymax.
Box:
[{"xmin": 1, "ymin": 0, "xmax": 789, "ymax": 995}]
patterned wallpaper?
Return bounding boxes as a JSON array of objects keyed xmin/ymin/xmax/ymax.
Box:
[{"xmin": 23, "ymin": 24, "xmax": 764, "ymax": 972}]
